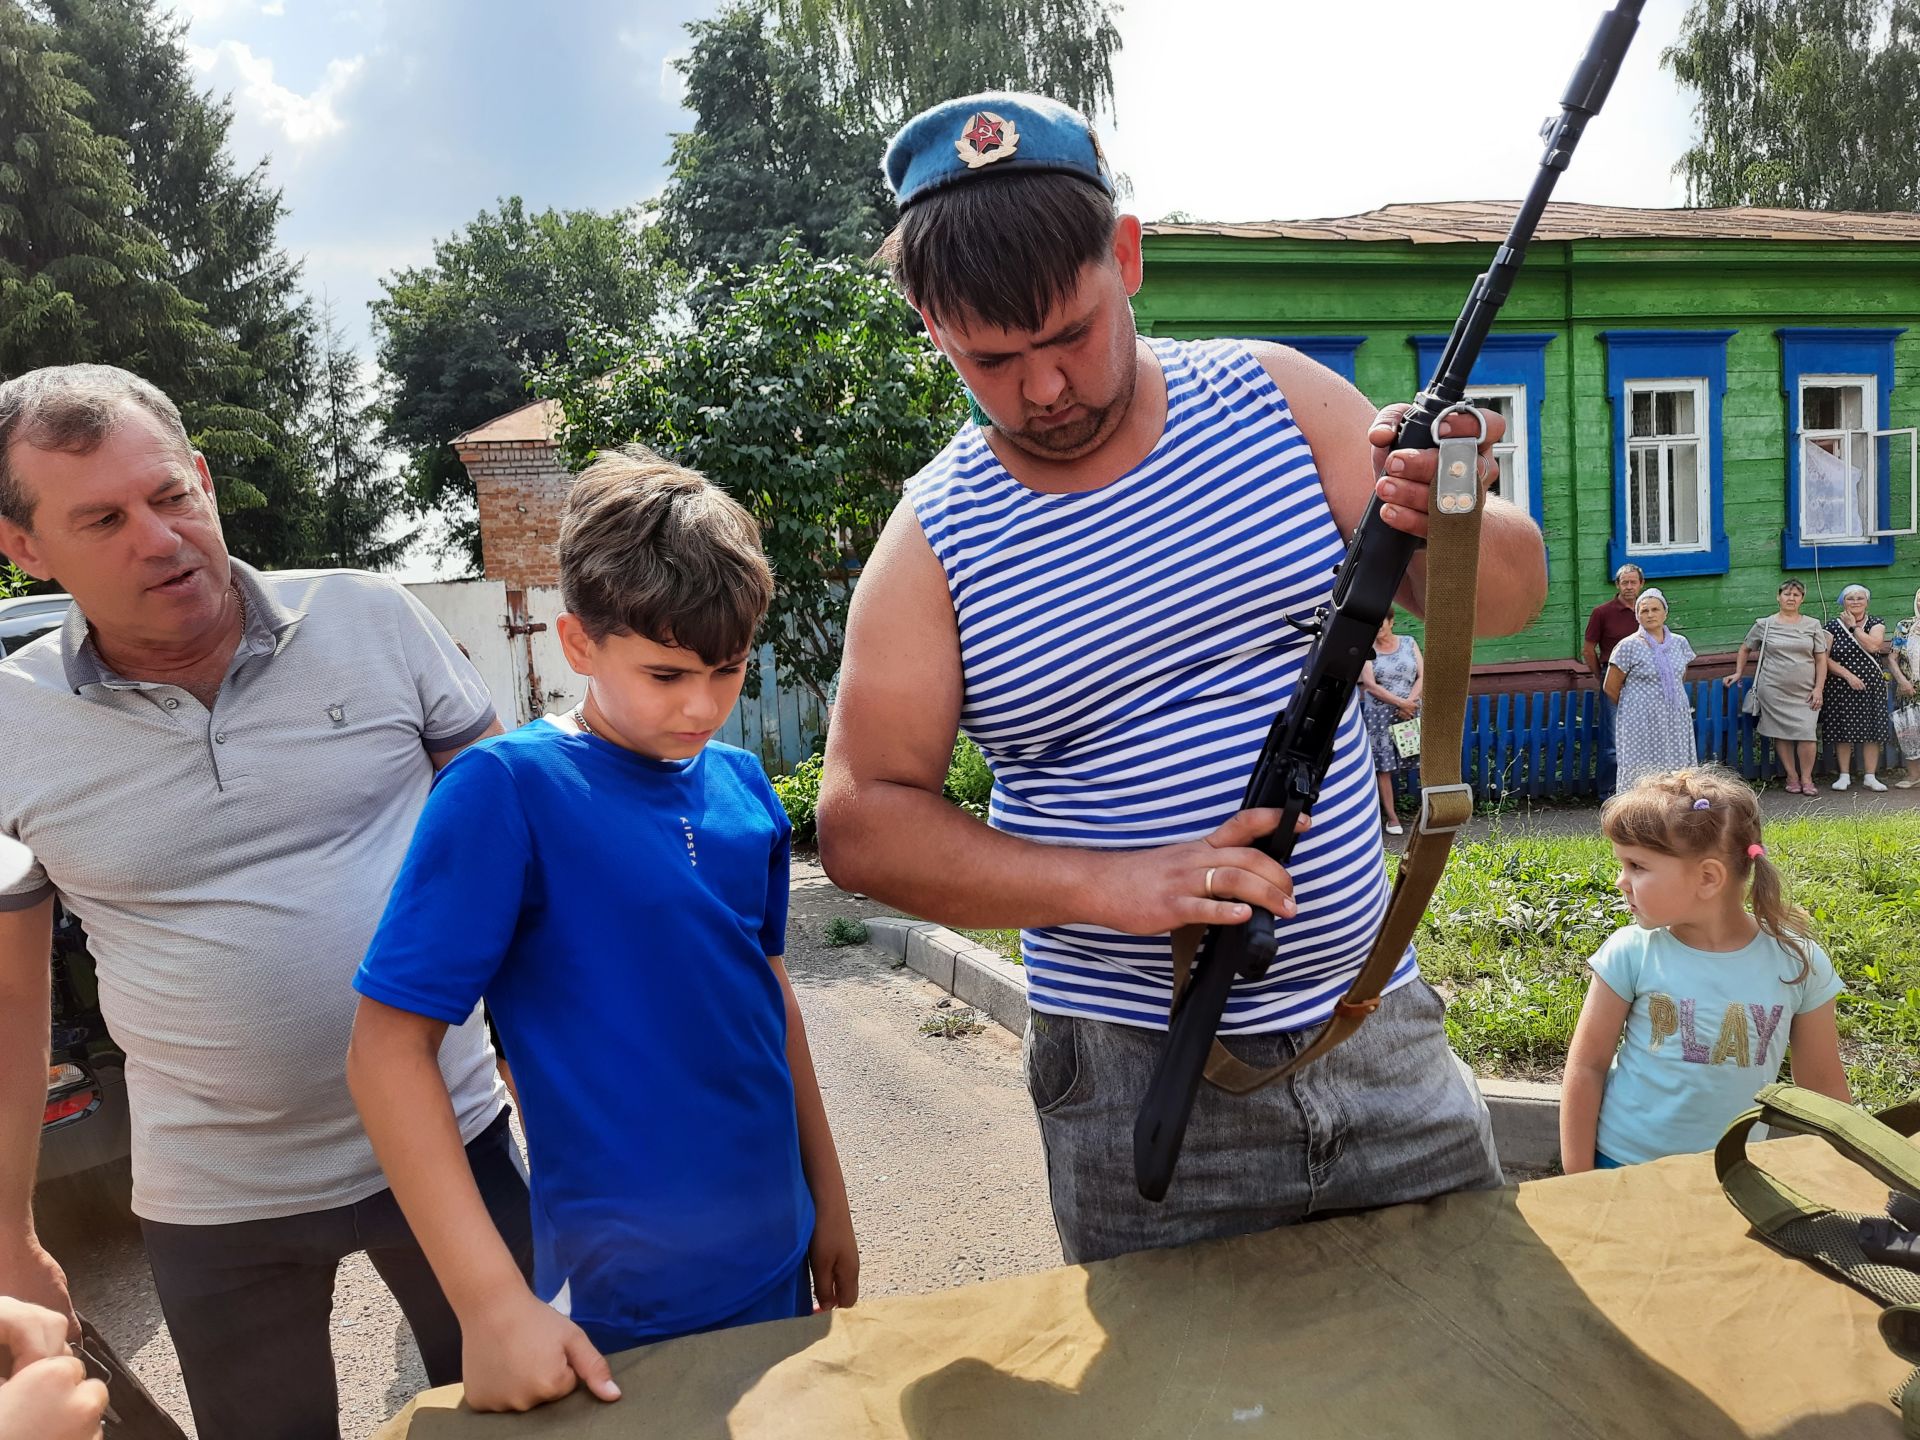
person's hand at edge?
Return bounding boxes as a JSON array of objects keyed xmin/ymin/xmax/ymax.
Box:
[{"xmin": 460, "ymin": 1291, "xmax": 620, "ymax": 1413}]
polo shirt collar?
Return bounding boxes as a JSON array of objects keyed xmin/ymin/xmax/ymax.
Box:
[{"xmin": 61, "ymin": 558, "xmax": 307, "ymax": 693}]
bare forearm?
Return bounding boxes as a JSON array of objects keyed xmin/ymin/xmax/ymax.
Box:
[
  {"xmin": 819, "ymin": 780, "xmax": 1103, "ymax": 930},
  {"xmin": 347, "ymin": 1021, "xmax": 524, "ymax": 1318},
  {"xmin": 0, "ymin": 911, "xmax": 54, "ymax": 1244},
  {"xmin": 777, "ymin": 973, "xmax": 845, "ymax": 1208},
  {"xmin": 1402, "ymin": 499, "xmax": 1544, "ymax": 637},
  {"xmin": 1558, "ymin": 1065, "xmax": 1605, "ymax": 1171}
]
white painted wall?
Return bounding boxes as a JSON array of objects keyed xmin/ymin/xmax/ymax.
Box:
[{"xmin": 407, "ymin": 579, "xmax": 528, "ymax": 727}]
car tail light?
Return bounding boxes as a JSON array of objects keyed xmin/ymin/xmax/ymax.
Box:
[{"xmin": 43, "ymin": 1062, "xmax": 99, "ymax": 1129}]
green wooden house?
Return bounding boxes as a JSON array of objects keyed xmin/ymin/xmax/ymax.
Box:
[{"xmin": 1133, "ymin": 202, "xmax": 1920, "ymax": 690}]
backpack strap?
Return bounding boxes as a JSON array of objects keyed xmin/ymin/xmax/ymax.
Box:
[{"xmin": 1716, "ymin": 1084, "xmax": 1920, "ymax": 1434}]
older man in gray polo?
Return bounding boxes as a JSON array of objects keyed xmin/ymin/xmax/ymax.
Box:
[{"xmin": 0, "ymin": 365, "xmax": 530, "ymax": 1439}]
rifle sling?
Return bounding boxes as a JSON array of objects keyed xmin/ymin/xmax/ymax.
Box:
[{"xmin": 1171, "ymin": 488, "xmax": 1485, "ymax": 1095}]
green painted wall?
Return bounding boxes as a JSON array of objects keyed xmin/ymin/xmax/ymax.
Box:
[{"xmin": 1135, "ymin": 234, "xmax": 1920, "ymax": 667}]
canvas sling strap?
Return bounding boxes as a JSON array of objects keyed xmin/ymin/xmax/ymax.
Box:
[
  {"xmin": 1169, "ymin": 465, "xmax": 1485, "ymax": 1095},
  {"xmin": 1716, "ymin": 1083, "xmax": 1920, "ymax": 1436}
]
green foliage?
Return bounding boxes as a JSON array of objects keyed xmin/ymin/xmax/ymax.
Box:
[
  {"xmin": 773, "ymin": 753, "xmax": 825, "ymax": 842},
  {"xmin": 308, "ymin": 305, "xmax": 413, "ymax": 570},
  {"xmin": 1416, "ymin": 817, "xmax": 1920, "ymax": 1107},
  {"xmin": 943, "ymin": 737, "xmax": 993, "ymax": 820},
  {"xmin": 541, "ymin": 241, "xmax": 963, "ymax": 703},
  {"xmin": 656, "ymin": 5, "xmax": 892, "ymax": 291},
  {"xmin": 372, "ymin": 199, "xmax": 678, "ymax": 571},
  {"xmin": 1664, "ymin": 0, "xmax": 1920, "ymax": 210},
  {"xmin": 775, "ymin": 0, "xmax": 1122, "ymax": 127},
  {"xmin": 0, "ymin": 562, "xmax": 30, "ymax": 598},
  {"xmin": 919, "ymin": 1006, "xmax": 986, "ymax": 1039},
  {"xmin": 10, "ymin": 0, "xmax": 325, "ymax": 566},
  {"xmin": 823, "ymin": 916, "xmax": 870, "ymax": 947}
]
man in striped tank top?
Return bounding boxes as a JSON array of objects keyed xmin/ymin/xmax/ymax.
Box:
[{"xmin": 819, "ymin": 94, "xmax": 1549, "ymax": 1264}]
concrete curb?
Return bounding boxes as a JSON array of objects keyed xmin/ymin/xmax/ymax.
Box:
[{"xmin": 864, "ymin": 915, "xmax": 1564, "ymax": 1174}]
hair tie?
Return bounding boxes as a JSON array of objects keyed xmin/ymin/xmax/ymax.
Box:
[
  {"xmin": 1691, "ymin": 798, "xmax": 1711, "ymax": 810},
  {"xmin": 1747, "ymin": 843, "xmax": 1765, "ymax": 859}
]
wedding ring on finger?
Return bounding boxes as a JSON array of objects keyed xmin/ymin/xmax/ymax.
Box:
[{"xmin": 1203, "ymin": 867, "xmax": 1219, "ymax": 900}]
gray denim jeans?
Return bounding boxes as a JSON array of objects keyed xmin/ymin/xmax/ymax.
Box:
[{"xmin": 1023, "ymin": 978, "xmax": 1503, "ymax": 1264}]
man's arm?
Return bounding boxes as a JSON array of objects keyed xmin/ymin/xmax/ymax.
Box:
[
  {"xmin": 817, "ymin": 503, "xmax": 1299, "ymax": 929},
  {"xmin": 347, "ymin": 999, "xmax": 618, "ymax": 1412},
  {"xmin": 1249, "ymin": 344, "xmax": 1546, "ymax": 637},
  {"xmin": 0, "ymin": 898, "xmax": 72, "ymax": 1333},
  {"xmin": 430, "ymin": 717, "xmax": 504, "ymax": 771}
]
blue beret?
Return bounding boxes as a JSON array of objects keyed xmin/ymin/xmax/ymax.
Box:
[{"xmin": 883, "ymin": 92, "xmax": 1114, "ymax": 209}]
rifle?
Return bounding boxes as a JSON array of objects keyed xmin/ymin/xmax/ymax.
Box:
[{"xmin": 1133, "ymin": 0, "xmax": 1646, "ymax": 1203}]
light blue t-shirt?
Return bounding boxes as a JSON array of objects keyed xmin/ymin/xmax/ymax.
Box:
[
  {"xmin": 1591, "ymin": 924, "xmax": 1844, "ymax": 1165},
  {"xmin": 355, "ymin": 723, "xmax": 808, "ymax": 1347}
]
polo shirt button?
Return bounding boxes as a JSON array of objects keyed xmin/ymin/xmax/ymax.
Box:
[
  {"xmin": 162, "ymin": 697, "xmax": 180, "ymax": 710},
  {"xmin": 213, "ymin": 732, "xmax": 227, "ymax": 744}
]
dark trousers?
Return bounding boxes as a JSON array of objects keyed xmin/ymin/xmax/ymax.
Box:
[{"xmin": 140, "ymin": 1108, "xmax": 532, "ymax": 1440}]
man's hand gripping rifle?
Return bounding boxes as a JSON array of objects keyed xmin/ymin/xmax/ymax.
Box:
[{"xmin": 1133, "ymin": 0, "xmax": 1646, "ymax": 1203}]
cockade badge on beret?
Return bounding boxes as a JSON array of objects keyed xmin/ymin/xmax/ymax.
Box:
[{"xmin": 956, "ymin": 110, "xmax": 1019, "ymax": 169}]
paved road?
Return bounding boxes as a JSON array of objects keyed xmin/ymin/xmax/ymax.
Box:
[{"xmin": 32, "ymin": 859, "xmax": 1058, "ymax": 1438}]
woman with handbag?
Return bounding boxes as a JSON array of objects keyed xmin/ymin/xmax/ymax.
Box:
[
  {"xmin": 1889, "ymin": 585, "xmax": 1920, "ymax": 787},
  {"xmin": 1821, "ymin": 584, "xmax": 1893, "ymax": 791},
  {"xmin": 1725, "ymin": 579, "xmax": 1830, "ymax": 795},
  {"xmin": 1359, "ymin": 612, "xmax": 1423, "ymax": 836},
  {"xmin": 1604, "ymin": 589, "xmax": 1696, "ymax": 790}
]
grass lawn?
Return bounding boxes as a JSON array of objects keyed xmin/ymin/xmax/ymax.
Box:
[{"xmin": 957, "ymin": 814, "xmax": 1920, "ymax": 1109}]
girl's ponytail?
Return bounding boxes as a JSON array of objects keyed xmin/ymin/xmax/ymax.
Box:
[{"xmin": 1747, "ymin": 848, "xmax": 1813, "ymax": 984}]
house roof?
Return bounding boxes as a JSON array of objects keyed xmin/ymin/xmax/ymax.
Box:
[
  {"xmin": 452, "ymin": 398, "xmax": 560, "ymax": 446},
  {"xmin": 1144, "ymin": 202, "xmax": 1920, "ymax": 245}
]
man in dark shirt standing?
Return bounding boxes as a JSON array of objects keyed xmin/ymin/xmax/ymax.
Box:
[{"xmin": 1583, "ymin": 563, "xmax": 1644, "ymax": 795}]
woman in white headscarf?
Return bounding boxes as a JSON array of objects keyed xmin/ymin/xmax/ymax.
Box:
[
  {"xmin": 1821, "ymin": 583, "xmax": 1892, "ymax": 791},
  {"xmin": 1604, "ymin": 588, "xmax": 1697, "ymax": 790}
]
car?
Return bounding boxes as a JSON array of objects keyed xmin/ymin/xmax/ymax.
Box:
[
  {"xmin": 0, "ymin": 591, "xmax": 71, "ymax": 656},
  {"xmin": 2, "ymin": 607, "xmax": 133, "ymax": 1200}
]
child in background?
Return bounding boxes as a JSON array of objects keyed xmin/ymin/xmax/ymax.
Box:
[
  {"xmin": 1560, "ymin": 766, "xmax": 1851, "ymax": 1174},
  {"xmin": 347, "ymin": 446, "xmax": 857, "ymax": 1414}
]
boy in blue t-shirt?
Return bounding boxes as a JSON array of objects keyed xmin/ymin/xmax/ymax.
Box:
[{"xmin": 346, "ymin": 446, "xmax": 858, "ymax": 1414}]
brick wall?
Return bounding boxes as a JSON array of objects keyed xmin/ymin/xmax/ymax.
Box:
[{"xmin": 459, "ymin": 439, "xmax": 572, "ymax": 589}]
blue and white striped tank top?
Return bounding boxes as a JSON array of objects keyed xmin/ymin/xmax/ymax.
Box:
[{"xmin": 906, "ymin": 337, "xmax": 1416, "ymax": 1034}]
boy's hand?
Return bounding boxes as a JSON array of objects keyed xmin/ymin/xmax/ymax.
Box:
[
  {"xmin": 808, "ymin": 1195, "xmax": 860, "ymax": 1311},
  {"xmin": 0, "ymin": 1354, "xmax": 108, "ymax": 1440},
  {"xmin": 0, "ymin": 1296, "xmax": 73, "ymax": 1374},
  {"xmin": 461, "ymin": 1293, "xmax": 620, "ymax": 1413}
]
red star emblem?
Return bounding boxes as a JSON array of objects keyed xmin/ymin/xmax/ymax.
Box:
[{"xmin": 964, "ymin": 114, "xmax": 1005, "ymax": 155}]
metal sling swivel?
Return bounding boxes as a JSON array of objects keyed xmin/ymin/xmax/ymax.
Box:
[{"xmin": 1133, "ymin": 0, "xmax": 1648, "ymax": 1203}]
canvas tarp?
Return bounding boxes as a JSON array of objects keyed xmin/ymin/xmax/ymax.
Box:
[{"xmin": 377, "ymin": 1136, "xmax": 1908, "ymax": 1439}]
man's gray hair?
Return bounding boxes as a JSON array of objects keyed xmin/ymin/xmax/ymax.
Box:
[
  {"xmin": 1613, "ymin": 562, "xmax": 1644, "ymax": 583},
  {"xmin": 0, "ymin": 365, "xmax": 193, "ymax": 530}
]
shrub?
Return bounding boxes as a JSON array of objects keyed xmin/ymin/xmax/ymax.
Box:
[
  {"xmin": 944, "ymin": 736, "xmax": 993, "ymax": 819},
  {"xmin": 773, "ymin": 753, "xmax": 824, "ymax": 842},
  {"xmin": 823, "ymin": 917, "xmax": 869, "ymax": 947}
]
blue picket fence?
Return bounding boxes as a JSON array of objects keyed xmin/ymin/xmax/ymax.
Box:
[{"xmin": 1451, "ymin": 677, "xmax": 1775, "ymax": 802}]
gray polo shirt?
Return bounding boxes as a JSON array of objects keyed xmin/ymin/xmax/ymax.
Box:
[{"xmin": 0, "ymin": 562, "xmax": 504, "ymax": 1224}]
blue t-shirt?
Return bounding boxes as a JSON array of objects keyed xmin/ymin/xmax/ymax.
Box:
[
  {"xmin": 1590, "ymin": 924, "xmax": 1844, "ymax": 1165},
  {"xmin": 354, "ymin": 722, "xmax": 809, "ymax": 1343}
]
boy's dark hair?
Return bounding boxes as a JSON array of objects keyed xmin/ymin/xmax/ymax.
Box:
[
  {"xmin": 881, "ymin": 172, "xmax": 1118, "ymax": 332},
  {"xmin": 559, "ymin": 445, "xmax": 773, "ymax": 662}
]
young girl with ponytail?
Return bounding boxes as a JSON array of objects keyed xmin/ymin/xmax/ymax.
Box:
[{"xmin": 1560, "ymin": 766, "xmax": 1852, "ymax": 1173}]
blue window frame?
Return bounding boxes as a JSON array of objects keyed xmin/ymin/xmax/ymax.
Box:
[
  {"xmin": 1409, "ymin": 333, "xmax": 1553, "ymax": 534},
  {"xmin": 1253, "ymin": 335, "xmax": 1366, "ymax": 384},
  {"xmin": 1601, "ymin": 330, "xmax": 1735, "ymax": 580},
  {"xmin": 1778, "ymin": 327, "xmax": 1906, "ymax": 569}
]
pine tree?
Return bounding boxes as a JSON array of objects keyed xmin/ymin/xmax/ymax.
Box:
[
  {"xmin": 311, "ymin": 305, "xmax": 411, "ymax": 571},
  {"xmin": 41, "ymin": 0, "xmax": 323, "ymax": 566},
  {"xmin": 0, "ymin": 2, "xmax": 212, "ymax": 381}
]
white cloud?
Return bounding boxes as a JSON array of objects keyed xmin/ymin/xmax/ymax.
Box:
[
  {"xmin": 262, "ymin": 0, "xmax": 285, "ymax": 15},
  {"xmin": 658, "ymin": 46, "xmax": 690, "ymax": 105},
  {"xmin": 187, "ymin": 41, "xmax": 365, "ymax": 145}
]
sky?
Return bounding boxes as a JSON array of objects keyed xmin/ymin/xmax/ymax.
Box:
[{"xmin": 172, "ymin": 0, "xmax": 1701, "ymax": 360}]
